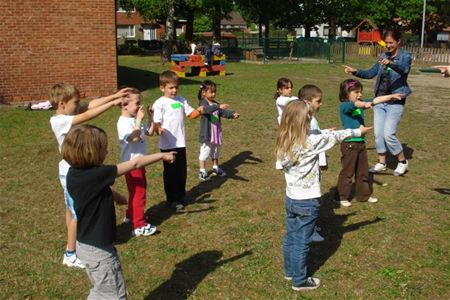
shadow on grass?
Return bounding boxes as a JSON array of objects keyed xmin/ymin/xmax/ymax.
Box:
[
  {"xmin": 115, "ymin": 204, "xmax": 217, "ymax": 245},
  {"xmin": 117, "ymin": 66, "xmax": 203, "ymax": 91},
  {"xmin": 187, "ymin": 150, "xmax": 263, "ymax": 201},
  {"xmin": 433, "ymin": 188, "xmax": 450, "ymax": 195},
  {"xmin": 144, "ymin": 250, "xmax": 252, "ymax": 300},
  {"xmin": 307, "ymin": 188, "xmax": 383, "ymax": 275}
]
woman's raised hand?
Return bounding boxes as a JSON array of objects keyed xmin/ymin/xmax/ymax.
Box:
[{"xmin": 343, "ymin": 65, "xmax": 356, "ymax": 74}]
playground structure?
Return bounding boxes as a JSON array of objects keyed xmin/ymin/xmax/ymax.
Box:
[
  {"xmin": 354, "ymin": 18, "xmax": 385, "ymax": 55},
  {"xmin": 170, "ymin": 54, "xmax": 226, "ymax": 77}
]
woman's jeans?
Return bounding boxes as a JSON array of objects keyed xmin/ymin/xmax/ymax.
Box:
[
  {"xmin": 283, "ymin": 197, "xmax": 320, "ymax": 287},
  {"xmin": 373, "ymin": 103, "xmax": 404, "ymax": 156}
]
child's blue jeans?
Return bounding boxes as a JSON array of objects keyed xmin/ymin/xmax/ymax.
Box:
[{"xmin": 283, "ymin": 196, "xmax": 320, "ymax": 287}]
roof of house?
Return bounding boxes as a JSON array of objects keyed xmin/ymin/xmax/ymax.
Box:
[
  {"xmin": 117, "ymin": 11, "xmax": 147, "ymax": 25},
  {"xmin": 354, "ymin": 18, "xmax": 379, "ymax": 30},
  {"xmin": 221, "ymin": 11, "xmax": 246, "ymax": 26}
]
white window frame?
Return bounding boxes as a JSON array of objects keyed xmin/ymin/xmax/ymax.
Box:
[
  {"xmin": 117, "ymin": 7, "xmax": 136, "ymax": 13},
  {"xmin": 117, "ymin": 25, "xmax": 136, "ymax": 38}
]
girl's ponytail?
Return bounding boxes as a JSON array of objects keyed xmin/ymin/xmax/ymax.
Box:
[{"xmin": 198, "ymin": 83, "xmax": 205, "ymax": 104}]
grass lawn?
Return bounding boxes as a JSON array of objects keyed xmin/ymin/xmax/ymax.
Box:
[{"xmin": 1, "ymin": 56, "xmax": 449, "ymax": 299}]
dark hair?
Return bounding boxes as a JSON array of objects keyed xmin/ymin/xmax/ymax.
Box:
[
  {"xmin": 298, "ymin": 84, "xmax": 322, "ymax": 101},
  {"xmin": 383, "ymin": 29, "xmax": 402, "ymax": 42},
  {"xmin": 339, "ymin": 79, "xmax": 363, "ymax": 102},
  {"xmin": 198, "ymin": 80, "xmax": 217, "ymax": 102},
  {"xmin": 274, "ymin": 78, "xmax": 293, "ymax": 100}
]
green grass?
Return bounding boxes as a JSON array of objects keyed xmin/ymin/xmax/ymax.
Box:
[{"xmin": 1, "ymin": 56, "xmax": 449, "ymax": 299}]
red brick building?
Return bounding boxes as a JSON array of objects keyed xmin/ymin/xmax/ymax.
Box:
[{"xmin": 0, "ymin": 1, "xmax": 118, "ymax": 104}]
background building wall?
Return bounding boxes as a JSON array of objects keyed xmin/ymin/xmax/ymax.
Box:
[{"xmin": 0, "ymin": 0, "xmax": 118, "ymax": 103}]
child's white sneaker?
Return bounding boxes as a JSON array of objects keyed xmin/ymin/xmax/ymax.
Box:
[
  {"xmin": 367, "ymin": 197, "xmax": 378, "ymax": 203},
  {"xmin": 393, "ymin": 160, "xmax": 408, "ymax": 176},
  {"xmin": 369, "ymin": 162, "xmax": 387, "ymax": 173},
  {"xmin": 63, "ymin": 253, "xmax": 85, "ymax": 268},
  {"xmin": 133, "ymin": 224, "xmax": 157, "ymax": 237},
  {"xmin": 199, "ymin": 170, "xmax": 210, "ymax": 181}
]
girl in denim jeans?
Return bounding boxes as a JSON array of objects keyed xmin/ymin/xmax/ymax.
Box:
[
  {"xmin": 344, "ymin": 29, "xmax": 412, "ymax": 176},
  {"xmin": 275, "ymin": 100, "xmax": 371, "ymax": 291}
]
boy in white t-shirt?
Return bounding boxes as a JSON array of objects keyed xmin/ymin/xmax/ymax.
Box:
[
  {"xmin": 50, "ymin": 83, "xmax": 128, "ymax": 268},
  {"xmin": 152, "ymin": 71, "xmax": 202, "ymax": 210},
  {"xmin": 117, "ymin": 88, "xmax": 158, "ymax": 237}
]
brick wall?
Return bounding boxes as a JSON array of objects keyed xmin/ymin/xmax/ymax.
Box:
[{"xmin": 0, "ymin": 1, "xmax": 117, "ymax": 104}]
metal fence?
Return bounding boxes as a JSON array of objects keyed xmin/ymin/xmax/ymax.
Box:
[
  {"xmin": 220, "ymin": 38, "xmax": 450, "ymax": 64},
  {"xmin": 220, "ymin": 37, "xmax": 347, "ymax": 63}
]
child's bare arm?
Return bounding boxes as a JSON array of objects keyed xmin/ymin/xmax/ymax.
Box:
[
  {"xmin": 116, "ymin": 152, "xmax": 176, "ymax": 177},
  {"xmin": 72, "ymin": 98, "xmax": 122, "ymax": 125},
  {"xmin": 145, "ymin": 106, "xmax": 155, "ymax": 136},
  {"xmin": 153, "ymin": 122, "xmax": 164, "ymax": 135},
  {"xmin": 127, "ymin": 106, "xmax": 145, "ymax": 142},
  {"xmin": 354, "ymin": 101, "xmax": 372, "ymax": 109},
  {"xmin": 372, "ymin": 93, "xmax": 403, "ymax": 105},
  {"xmin": 87, "ymin": 88, "xmax": 129, "ymax": 109},
  {"xmin": 188, "ymin": 106, "xmax": 204, "ymax": 120}
]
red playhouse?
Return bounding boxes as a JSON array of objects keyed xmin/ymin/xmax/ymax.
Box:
[{"xmin": 355, "ymin": 18, "xmax": 382, "ymax": 45}]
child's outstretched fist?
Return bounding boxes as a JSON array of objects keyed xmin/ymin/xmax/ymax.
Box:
[
  {"xmin": 359, "ymin": 125, "xmax": 373, "ymax": 136},
  {"xmin": 233, "ymin": 112, "xmax": 240, "ymax": 119},
  {"xmin": 162, "ymin": 151, "xmax": 177, "ymax": 164}
]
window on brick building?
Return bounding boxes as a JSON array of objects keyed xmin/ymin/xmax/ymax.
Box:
[
  {"xmin": 117, "ymin": 7, "xmax": 136, "ymax": 13},
  {"xmin": 117, "ymin": 25, "xmax": 136, "ymax": 38}
]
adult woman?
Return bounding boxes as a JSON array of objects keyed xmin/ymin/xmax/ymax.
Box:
[{"xmin": 344, "ymin": 29, "xmax": 412, "ymax": 176}]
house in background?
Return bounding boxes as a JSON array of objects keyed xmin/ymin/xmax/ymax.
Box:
[
  {"xmin": 116, "ymin": 8, "xmax": 186, "ymax": 44},
  {"xmin": 437, "ymin": 26, "xmax": 450, "ymax": 43},
  {"xmin": 221, "ymin": 11, "xmax": 248, "ymax": 32}
]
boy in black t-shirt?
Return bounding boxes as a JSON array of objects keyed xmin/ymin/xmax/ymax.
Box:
[{"xmin": 62, "ymin": 124, "xmax": 176, "ymax": 299}]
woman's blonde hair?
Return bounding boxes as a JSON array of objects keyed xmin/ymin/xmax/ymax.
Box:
[
  {"xmin": 61, "ymin": 124, "xmax": 108, "ymax": 168},
  {"xmin": 275, "ymin": 100, "xmax": 311, "ymax": 160}
]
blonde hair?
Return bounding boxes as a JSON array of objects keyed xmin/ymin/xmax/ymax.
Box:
[
  {"xmin": 61, "ymin": 124, "xmax": 108, "ymax": 168},
  {"xmin": 49, "ymin": 83, "xmax": 80, "ymax": 108},
  {"xmin": 159, "ymin": 70, "xmax": 179, "ymax": 87},
  {"xmin": 275, "ymin": 100, "xmax": 311, "ymax": 160}
]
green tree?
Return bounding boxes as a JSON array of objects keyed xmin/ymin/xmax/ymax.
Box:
[{"xmin": 237, "ymin": 0, "xmax": 283, "ymax": 39}]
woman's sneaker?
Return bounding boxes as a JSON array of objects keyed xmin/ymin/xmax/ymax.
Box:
[
  {"xmin": 393, "ymin": 160, "xmax": 408, "ymax": 176},
  {"xmin": 212, "ymin": 167, "xmax": 226, "ymax": 177},
  {"xmin": 63, "ymin": 253, "xmax": 85, "ymax": 268},
  {"xmin": 369, "ymin": 162, "xmax": 387, "ymax": 173},
  {"xmin": 292, "ymin": 277, "xmax": 320, "ymax": 291},
  {"xmin": 133, "ymin": 224, "xmax": 157, "ymax": 237}
]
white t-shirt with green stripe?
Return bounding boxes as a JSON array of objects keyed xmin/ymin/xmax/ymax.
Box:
[{"xmin": 152, "ymin": 96, "xmax": 195, "ymax": 150}]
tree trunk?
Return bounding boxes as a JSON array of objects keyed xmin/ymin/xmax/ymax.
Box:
[
  {"xmin": 185, "ymin": 9, "xmax": 194, "ymax": 42},
  {"xmin": 212, "ymin": 7, "xmax": 222, "ymax": 42},
  {"xmin": 328, "ymin": 18, "xmax": 336, "ymax": 41},
  {"xmin": 166, "ymin": 0, "xmax": 175, "ymax": 42},
  {"xmin": 304, "ymin": 26, "xmax": 311, "ymax": 38},
  {"xmin": 258, "ymin": 21, "xmax": 263, "ymax": 39},
  {"xmin": 263, "ymin": 18, "xmax": 270, "ymax": 39}
]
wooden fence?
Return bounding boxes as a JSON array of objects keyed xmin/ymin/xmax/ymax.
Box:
[{"xmin": 344, "ymin": 42, "xmax": 450, "ymax": 64}]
